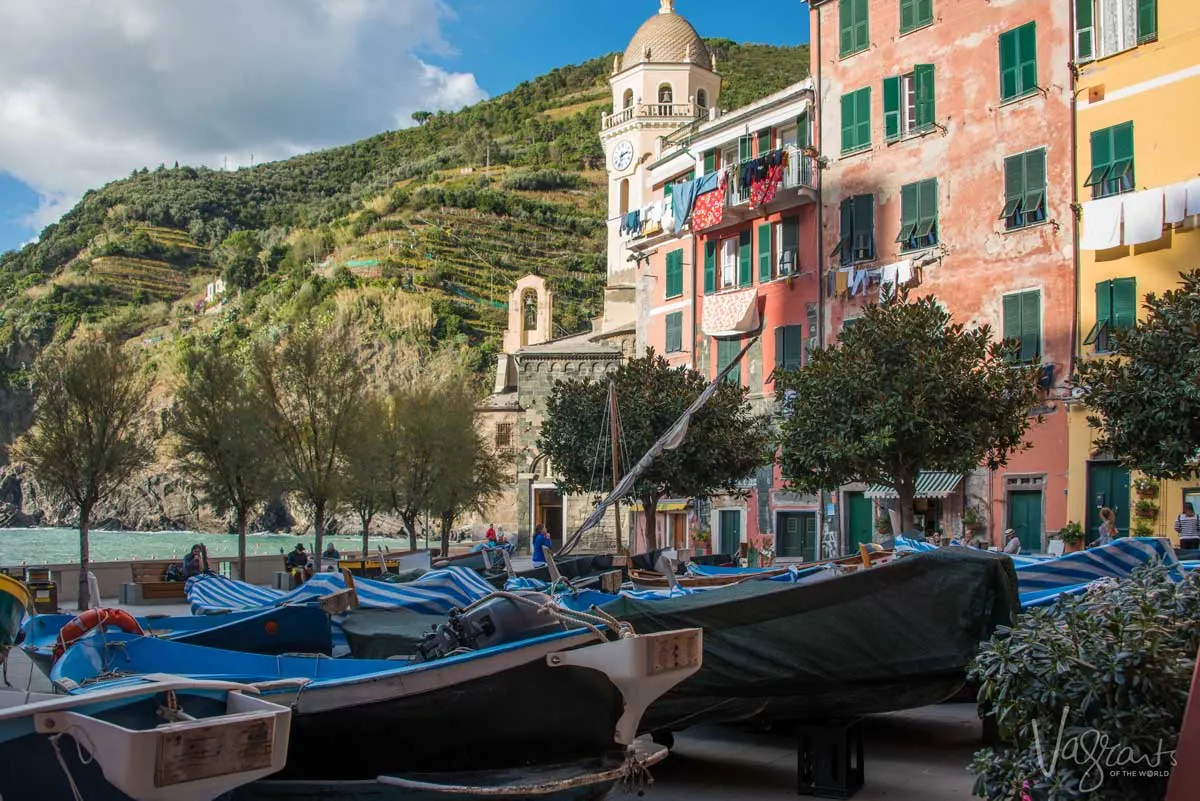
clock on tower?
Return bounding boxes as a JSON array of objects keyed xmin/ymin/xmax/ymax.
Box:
[{"xmin": 611, "ymin": 140, "xmax": 634, "ymax": 172}]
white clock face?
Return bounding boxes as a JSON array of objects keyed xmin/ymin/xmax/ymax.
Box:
[{"xmin": 612, "ymin": 140, "xmax": 634, "ymax": 172}]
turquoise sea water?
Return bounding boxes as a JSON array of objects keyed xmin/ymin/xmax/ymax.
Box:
[{"xmin": 0, "ymin": 528, "xmax": 414, "ymax": 566}]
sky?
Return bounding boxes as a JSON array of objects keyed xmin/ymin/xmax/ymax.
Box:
[{"xmin": 0, "ymin": 1, "xmax": 809, "ymax": 255}]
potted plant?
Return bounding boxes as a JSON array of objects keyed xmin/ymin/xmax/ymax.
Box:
[
  {"xmin": 691, "ymin": 529, "xmax": 711, "ymax": 555},
  {"xmin": 1134, "ymin": 499, "xmax": 1160, "ymax": 519},
  {"xmin": 1132, "ymin": 521, "xmax": 1155, "ymax": 538},
  {"xmin": 1058, "ymin": 521, "xmax": 1084, "ymax": 553},
  {"xmin": 875, "ymin": 516, "xmax": 893, "ymax": 537},
  {"xmin": 1133, "ymin": 476, "xmax": 1160, "ymax": 498}
]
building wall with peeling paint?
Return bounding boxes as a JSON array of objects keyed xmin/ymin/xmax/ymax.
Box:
[
  {"xmin": 1066, "ymin": 0, "xmax": 1200, "ymax": 545},
  {"xmin": 808, "ymin": 0, "xmax": 1077, "ymax": 545}
]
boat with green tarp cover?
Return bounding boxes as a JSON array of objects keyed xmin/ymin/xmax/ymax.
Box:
[{"xmin": 338, "ymin": 549, "xmax": 1019, "ymax": 734}]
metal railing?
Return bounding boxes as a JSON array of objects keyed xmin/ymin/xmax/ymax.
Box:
[
  {"xmin": 603, "ymin": 103, "xmax": 706, "ymax": 130},
  {"xmin": 723, "ymin": 147, "xmax": 818, "ymax": 208}
]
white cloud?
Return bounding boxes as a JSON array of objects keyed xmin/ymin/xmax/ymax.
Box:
[{"xmin": 0, "ymin": 0, "xmax": 487, "ymax": 232}]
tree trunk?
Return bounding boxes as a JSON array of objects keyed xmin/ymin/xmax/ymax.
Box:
[
  {"xmin": 403, "ymin": 513, "xmax": 418, "ymax": 552},
  {"xmin": 896, "ymin": 477, "xmax": 917, "ymax": 535},
  {"xmin": 642, "ymin": 495, "xmax": 659, "ymax": 552},
  {"xmin": 235, "ymin": 508, "xmax": 248, "ymax": 582},
  {"xmin": 360, "ymin": 512, "xmax": 372, "ymax": 558},
  {"xmin": 313, "ymin": 501, "xmax": 326, "ymax": 573},
  {"xmin": 440, "ymin": 512, "xmax": 454, "ymax": 558},
  {"xmin": 77, "ymin": 501, "xmax": 93, "ymax": 611}
]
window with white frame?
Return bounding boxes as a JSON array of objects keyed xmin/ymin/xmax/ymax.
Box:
[
  {"xmin": 721, "ymin": 237, "xmax": 737, "ymax": 287},
  {"xmin": 1075, "ymin": 0, "xmax": 1157, "ymax": 63},
  {"xmin": 900, "ymin": 73, "xmax": 918, "ymax": 136}
]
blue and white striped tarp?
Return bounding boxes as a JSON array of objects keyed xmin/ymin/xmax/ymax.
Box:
[
  {"xmin": 1015, "ymin": 537, "xmax": 1183, "ymax": 609},
  {"xmin": 186, "ymin": 566, "xmax": 496, "ymax": 615},
  {"xmin": 892, "ymin": 536, "xmax": 937, "ymax": 553}
]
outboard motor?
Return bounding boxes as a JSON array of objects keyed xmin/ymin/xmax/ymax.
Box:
[{"xmin": 413, "ymin": 592, "xmax": 569, "ymax": 663}]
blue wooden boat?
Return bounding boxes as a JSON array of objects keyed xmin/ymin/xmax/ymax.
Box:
[
  {"xmin": 53, "ymin": 597, "xmax": 702, "ymax": 784},
  {"xmin": 21, "ymin": 604, "xmax": 333, "ymax": 675},
  {"xmin": 0, "ymin": 675, "xmax": 291, "ymax": 801}
]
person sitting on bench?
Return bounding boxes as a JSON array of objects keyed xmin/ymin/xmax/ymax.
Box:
[{"xmin": 285, "ymin": 543, "xmax": 314, "ymax": 584}]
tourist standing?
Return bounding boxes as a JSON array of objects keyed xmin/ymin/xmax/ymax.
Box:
[
  {"xmin": 1175, "ymin": 502, "xmax": 1199, "ymax": 550},
  {"xmin": 486, "ymin": 524, "xmax": 497, "ymax": 544},
  {"xmin": 1098, "ymin": 507, "xmax": 1118, "ymax": 546},
  {"xmin": 532, "ymin": 523, "xmax": 551, "ymax": 568}
]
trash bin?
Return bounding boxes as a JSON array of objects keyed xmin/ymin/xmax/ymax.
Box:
[{"xmin": 28, "ymin": 581, "xmax": 58, "ymax": 614}]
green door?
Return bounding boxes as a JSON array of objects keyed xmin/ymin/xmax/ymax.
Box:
[
  {"xmin": 778, "ymin": 512, "xmax": 817, "ymax": 560},
  {"xmin": 846, "ymin": 492, "xmax": 874, "ymax": 550},
  {"xmin": 1087, "ymin": 463, "xmax": 1131, "ymax": 542},
  {"xmin": 718, "ymin": 510, "xmax": 742, "ymax": 556},
  {"xmin": 1008, "ymin": 491, "xmax": 1043, "ymax": 553}
]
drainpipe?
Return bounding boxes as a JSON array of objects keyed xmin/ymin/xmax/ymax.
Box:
[
  {"xmin": 812, "ymin": 3, "xmax": 835, "ymax": 553},
  {"xmin": 1068, "ymin": 1, "xmax": 1082, "ymax": 375},
  {"xmin": 690, "ymin": 232, "xmax": 699, "ymax": 371}
]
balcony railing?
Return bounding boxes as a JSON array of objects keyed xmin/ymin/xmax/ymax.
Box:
[
  {"xmin": 724, "ymin": 147, "xmax": 818, "ymax": 209},
  {"xmin": 603, "ymin": 102, "xmax": 707, "ymax": 130}
]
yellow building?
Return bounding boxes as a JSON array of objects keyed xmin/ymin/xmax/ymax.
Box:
[{"xmin": 1067, "ymin": 0, "xmax": 1200, "ymax": 544}]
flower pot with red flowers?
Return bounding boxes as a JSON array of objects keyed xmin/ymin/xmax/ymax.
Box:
[{"xmin": 1134, "ymin": 499, "xmax": 1160, "ymax": 520}]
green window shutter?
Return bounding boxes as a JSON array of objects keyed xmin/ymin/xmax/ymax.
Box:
[
  {"xmin": 900, "ymin": 0, "xmax": 916, "ymax": 33},
  {"xmin": 1023, "ymin": 148, "xmax": 1046, "ymax": 214},
  {"xmin": 853, "ymin": 0, "xmax": 870, "ymax": 52},
  {"xmin": 853, "ymin": 194, "xmax": 874, "ymax": 260},
  {"xmin": 781, "ymin": 216, "xmax": 799, "ymax": 273},
  {"xmin": 1113, "ymin": 278, "xmax": 1137, "ymax": 330},
  {"xmin": 838, "ymin": 0, "xmax": 854, "ymax": 56},
  {"xmin": 738, "ymin": 230, "xmax": 753, "ymax": 286},
  {"xmin": 757, "ymin": 129, "xmax": 772, "ymax": 156},
  {"xmin": 916, "ymin": 0, "xmax": 933, "ymax": 27},
  {"xmin": 917, "ymin": 179, "xmax": 939, "ymax": 237},
  {"xmin": 665, "ymin": 249, "xmax": 683, "ymax": 298},
  {"xmin": 1086, "ymin": 126, "xmax": 1114, "ymax": 187},
  {"xmin": 1002, "ymin": 294, "xmax": 1021, "ymax": 357},
  {"xmin": 883, "ymin": 76, "xmax": 901, "ymax": 141},
  {"xmin": 999, "ymin": 28, "xmax": 1018, "ymax": 101},
  {"xmin": 758, "ymin": 224, "xmax": 773, "ymax": 282},
  {"xmin": 855, "ymin": 88, "xmax": 872, "ymax": 151},
  {"xmin": 717, "ymin": 339, "xmax": 741, "ymax": 384},
  {"xmin": 797, "ymin": 111, "xmax": 810, "ymax": 149},
  {"xmin": 1002, "ymin": 153, "xmax": 1025, "ymax": 219},
  {"xmin": 840, "ymin": 92, "xmax": 856, "ymax": 153},
  {"xmin": 1021, "ymin": 290, "xmax": 1041, "ymax": 363},
  {"xmin": 704, "ymin": 240, "xmax": 716, "ymax": 294},
  {"xmin": 774, "ymin": 326, "xmax": 785, "ymax": 370},
  {"xmin": 1137, "ymin": 0, "xmax": 1157, "ymax": 42},
  {"xmin": 1018, "ymin": 23, "xmax": 1037, "ymax": 98},
  {"xmin": 665, "ymin": 312, "xmax": 682, "ymax": 353},
  {"xmin": 898, "ymin": 183, "xmax": 920, "ymax": 243},
  {"xmin": 838, "ymin": 197, "xmax": 853, "ymax": 264},
  {"xmin": 739, "ymin": 136, "xmax": 753, "ymax": 162},
  {"xmin": 664, "ymin": 182, "xmax": 674, "ymax": 202},
  {"xmin": 703, "ymin": 150, "xmax": 715, "ymax": 175},
  {"xmin": 784, "ymin": 326, "xmax": 803, "ymax": 371},
  {"xmin": 1112, "ymin": 122, "xmax": 1135, "ymax": 189},
  {"xmin": 1076, "ymin": 0, "xmax": 1094, "ymax": 61},
  {"xmin": 914, "ymin": 64, "xmax": 935, "ymax": 129},
  {"xmin": 1096, "ymin": 279, "xmax": 1112, "ymax": 325}
]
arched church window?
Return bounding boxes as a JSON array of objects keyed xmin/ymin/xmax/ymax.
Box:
[
  {"xmin": 622, "ymin": 89, "xmax": 634, "ymax": 109},
  {"xmin": 619, "ymin": 178, "xmax": 630, "ymax": 216},
  {"xmin": 658, "ymin": 84, "xmax": 674, "ymax": 104},
  {"xmin": 696, "ymin": 89, "xmax": 708, "ymax": 109},
  {"xmin": 522, "ymin": 289, "xmax": 538, "ymax": 331}
]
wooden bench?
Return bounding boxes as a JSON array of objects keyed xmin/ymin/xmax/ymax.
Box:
[{"xmin": 119, "ymin": 560, "xmax": 187, "ymax": 605}]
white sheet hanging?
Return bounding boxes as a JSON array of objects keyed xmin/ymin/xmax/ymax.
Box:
[
  {"xmin": 1079, "ymin": 196, "xmax": 1124, "ymax": 250},
  {"xmin": 1185, "ymin": 177, "xmax": 1200, "ymax": 217},
  {"xmin": 1122, "ymin": 188, "xmax": 1164, "ymax": 246},
  {"xmin": 1164, "ymin": 182, "xmax": 1188, "ymax": 225}
]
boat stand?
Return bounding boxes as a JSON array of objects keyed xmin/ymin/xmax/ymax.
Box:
[{"xmin": 796, "ymin": 717, "xmax": 864, "ymax": 798}]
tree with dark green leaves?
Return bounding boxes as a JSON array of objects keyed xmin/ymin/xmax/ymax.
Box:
[
  {"xmin": 216, "ymin": 230, "xmax": 263, "ymax": 289},
  {"xmin": 538, "ymin": 351, "xmax": 772, "ymax": 550},
  {"xmin": 775, "ymin": 292, "xmax": 1041, "ymax": 532},
  {"xmin": 14, "ymin": 337, "xmax": 155, "ymax": 610},
  {"xmin": 1073, "ymin": 270, "xmax": 1200, "ymax": 479},
  {"xmin": 340, "ymin": 393, "xmax": 395, "ymax": 557},
  {"xmin": 252, "ymin": 321, "xmax": 364, "ymax": 572},
  {"xmin": 171, "ymin": 337, "xmax": 277, "ymax": 581}
]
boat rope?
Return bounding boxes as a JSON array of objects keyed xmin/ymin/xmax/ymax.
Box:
[
  {"xmin": 49, "ymin": 728, "xmax": 96, "ymax": 801},
  {"xmin": 457, "ymin": 591, "xmax": 636, "ymax": 642},
  {"xmin": 620, "ymin": 749, "xmax": 656, "ymax": 795}
]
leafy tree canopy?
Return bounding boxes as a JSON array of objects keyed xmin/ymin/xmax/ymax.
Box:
[
  {"xmin": 538, "ymin": 350, "xmax": 771, "ymax": 549},
  {"xmin": 1074, "ymin": 270, "xmax": 1200, "ymax": 480},
  {"xmin": 775, "ymin": 292, "xmax": 1041, "ymax": 530}
]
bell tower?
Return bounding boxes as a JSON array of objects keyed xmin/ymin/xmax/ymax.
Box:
[{"xmin": 598, "ymin": 1, "xmax": 720, "ymax": 334}]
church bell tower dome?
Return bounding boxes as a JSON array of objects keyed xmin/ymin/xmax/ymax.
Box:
[{"xmin": 623, "ymin": 0, "xmax": 712, "ymax": 68}]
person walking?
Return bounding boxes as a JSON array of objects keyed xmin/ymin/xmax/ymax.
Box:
[
  {"xmin": 1175, "ymin": 502, "xmax": 1199, "ymax": 550},
  {"xmin": 1098, "ymin": 507, "xmax": 1118, "ymax": 546}
]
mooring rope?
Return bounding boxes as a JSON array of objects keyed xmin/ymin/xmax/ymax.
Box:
[
  {"xmin": 49, "ymin": 727, "xmax": 97, "ymax": 801},
  {"xmin": 456, "ymin": 590, "xmax": 636, "ymax": 643}
]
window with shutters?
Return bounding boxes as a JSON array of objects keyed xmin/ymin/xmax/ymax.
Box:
[
  {"xmin": 758, "ymin": 224, "xmax": 774, "ymax": 283},
  {"xmin": 702, "ymin": 150, "xmax": 715, "ymax": 176},
  {"xmin": 1075, "ymin": 0, "xmax": 1157, "ymax": 63},
  {"xmin": 836, "ymin": 195, "xmax": 875, "ymax": 266},
  {"xmin": 757, "ymin": 129, "xmax": 773, "ymax": 157},
  {"xmin": 703, "ymin": 240, "xmax": 717, "ymax": 294},
  {"xmin": 838, "ymin": 0, "xmax": 870, "ymax": 58},
  {"xmin": 665, "ymin": 312, "xmax": 683, "ymax": 354},
  {"xmin": 840, "ymin": 88, "xmax": 872, "ymax": 154},
  {"xmin": 897, "ymin": 179, "xmax": 939, "ymax": 252},
  {"xmin": 999, "ymin": 22, "xmax": 1038, "ymax": 102},
  {"xmin": 1085, "ymin": 278, "xmax": 1137, "ymax": 353},
  {"xmin": 665, "ymin": 248, "xmax": 684, "ymax": 299},
  {"xmin": 797, "ymin": 111, "xmax": 811, "ymax": 150},
  {"xmin": 777, "ymin": 217, "xmax": 800, "ymax": 276},
  {"xmin": 805, "ymin": 303, "xmax": 819, "ymax": 360},
  {"xmin": 1002, "ymin": 290, "xmax": 1042, "ymax": 364},
  {"xmin": 900, "ymin": 0, "xmax": 934, "ymax": 33},
  {"xmin": 738, "ymin": 230, "xmax": 753, "ymax": 287},
  {"xmin": 884, "ymin": 66, "xmax": 935, "ymax": 141},
  {"xmin": 1085, "ymin": 122, "xmax": 1134, "ymax": 199},
  {"xmin": 774, "ymin": 325, "xmax": 803, "ymax": 373},
  {"xmin": 716, "ymin": 338, "xmax": 743, "ymax": 385},
  {"xmin": 721, "ymin": 237, "xmax": 737, "ymax": 288},
  {"xmin": 1002, "ymin": 148, "xmax": 1047, "ymax": 230}
]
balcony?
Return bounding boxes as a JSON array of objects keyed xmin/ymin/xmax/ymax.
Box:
[
  {"xmin": 710, "ymin": 148, "xmax": 819, "ymax": 225},
  {"xmin": 603, "ymin": 102, "xmax": 707, "ymax": 131}
]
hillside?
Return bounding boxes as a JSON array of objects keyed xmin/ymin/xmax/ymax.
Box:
[{"xmin": 0, "ymin": 41, "xmax": 810, "ymax": 460}]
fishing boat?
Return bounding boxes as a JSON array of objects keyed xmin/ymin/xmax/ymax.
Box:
[
  {"xmin": 0, "ymin": 675, "xmax": 291, "ymax": 801},
  {"xmin": 53, "ymin": 591, "xmax": 703, "ymax": 784},
  {"xmin": 21, "ymin": 604, "xmax": 333, "ymax": 676},
  {"xmin": 1, "ymin": 574, "xmax": 32, "ymax": 649},
  {"xmin": 627, "ymin": 565, "xmax": 791, "ymax": 589}
]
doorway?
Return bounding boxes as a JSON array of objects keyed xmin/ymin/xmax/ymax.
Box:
[
  {"xmin": 777, "ymin": 512, "xmax": 817, "ymax": 561},
  {"xmin": 533, "ymin": 487, "xmax": 564, "ymax": 548},
  {"xmin": 846, "ymin": 492, "xmax": 873, "ymax": 551},
  {"xmin": 1086, "ymin": 462, "xmax": 1130, "ymax": 542},
  {"xmin": 717, "ymin": 509, "xmax": 742, "ymax": 556},
  {"xmin": 1008, "ymin": 491, "xmax": 1044, "ymax": 553},
  {"xmin": 668, "ymin": 513, "xmax": 688, "ymax": 549}
]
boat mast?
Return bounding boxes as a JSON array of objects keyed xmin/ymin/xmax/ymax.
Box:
[{"xmin": 608, "ymin": 380, "xmax": 624, "ymax": 554}]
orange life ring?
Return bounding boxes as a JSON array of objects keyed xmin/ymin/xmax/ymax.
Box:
[{"xmin": 52, "ymin": 608, "xmax": 145, "ymax": 663}]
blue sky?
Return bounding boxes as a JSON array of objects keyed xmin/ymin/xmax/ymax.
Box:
[{"xmin": 0, "ymin": 1, "xmax": 810, "ymax": 256}]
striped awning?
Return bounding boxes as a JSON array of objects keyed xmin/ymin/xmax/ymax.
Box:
[
  {"xmin": 628, "ymin": 500, "xmax": 691, "ymax": 512},
  {"xmin": 864, "ymin": 471, "xmax": 964, "ymax": 500}
]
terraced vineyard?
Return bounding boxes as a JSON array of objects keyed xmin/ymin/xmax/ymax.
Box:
[{"xmin": 89, "ymin": 256, "xmax": 193, "ymax": 302}]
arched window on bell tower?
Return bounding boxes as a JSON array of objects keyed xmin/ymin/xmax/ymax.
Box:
[
  {"xmin": 657, "ymin": 83, "xmax": 674, "ymax": 115},
  {"xmin": 696, "ymin": 89, "xmax": 708, "ymax": 110},
  {"xmin": 622, "ymin": 89, "xmax": 634, "ymax": 109},
  {"xmin": 521, "ymin": 288, "xmax": 538, "ymax": 345},
  {"xmin": 619, "ymin": 179, "xmax": 630, "ymax": 216}
]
